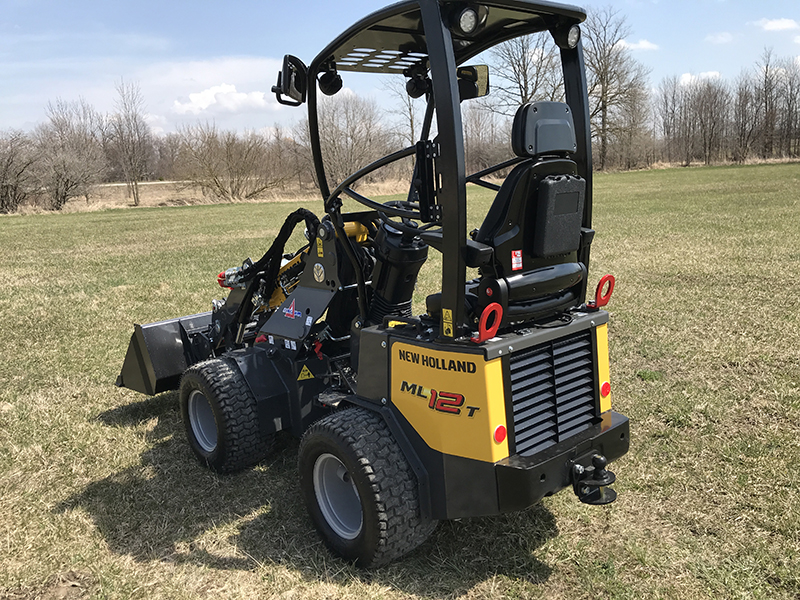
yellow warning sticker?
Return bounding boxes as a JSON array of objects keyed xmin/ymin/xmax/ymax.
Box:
[
  {"xmin": 297, "ymin": 365, "xmax": 315, "ymax": 381},
  {"xmin": 316, "ymin": 237, "xmax": 324, "ymax": 257},
  {"xmin": 442, "ymin": 308, "xmax": 454, "ymax": 337}
]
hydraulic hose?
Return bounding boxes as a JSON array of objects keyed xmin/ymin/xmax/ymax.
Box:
[{"xmin": 235, "ymin": 208, "xmax": 321, "ymax": 330}]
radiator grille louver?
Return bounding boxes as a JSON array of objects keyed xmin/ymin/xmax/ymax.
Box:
[{"xmin": 509, "ymin": 331, "xmax": 597, "ymax": 456}]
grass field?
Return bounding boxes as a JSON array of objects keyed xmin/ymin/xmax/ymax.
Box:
[{"xmin": 1, "ymin": 163, "xmax": 799, "ymax": 599}]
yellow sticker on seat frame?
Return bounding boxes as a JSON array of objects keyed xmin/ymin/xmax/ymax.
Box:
[{"xmin": 297, "ymin": 365, "xmax": 315, "ymax": 381}]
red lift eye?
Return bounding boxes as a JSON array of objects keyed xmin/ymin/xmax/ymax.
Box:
[
  {"xmin": 601, "ymin": 381, "xmax": 611, "ymax": 397},
  {"xmin": 594, "ymin": 274, "xmax": 615, "ymax": 308},
  {"xmin": 471, "ymin": 302, "xmax": 502, "ymax": 344},
  {"xmin": 494, "ymin": 425, "xmax": 507, "ymax": 444}
]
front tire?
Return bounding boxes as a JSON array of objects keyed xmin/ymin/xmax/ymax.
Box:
[
  {"xmin": 298, "ymin": 407, "xmax": 436, "ymax": 567},
  {"xmin": 179, "ymin": 358, "xmax": 273, "ymax": 473}
]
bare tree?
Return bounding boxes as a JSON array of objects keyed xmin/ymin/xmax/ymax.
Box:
[
  {"xmin": 463, "ymin": 103, "xmax": 509, "ymax": 173},
  {"xmin": 0, "ymin": 130, "xmax": 37, "ymax": 213},
  {"xmin": 677, "ymin": 82, "xmax": 700, "ymax": 166},
  {"xmin": 656, "ymin": 76, "xmax": 681, "ymax": 163},
  {"xmin": 298, "ymin": 92, "xmax": 389, "ymax": 188},
  {"xmin": 176, "ymin": 123, "xmax": 289, "ymax": 201},
  {"xmin": 611, "ymin": 83, "xmax": 653, "ymax": 169},
  {"xmin": 687, "ymin": 77, "xmax": 730, "ymax": 165},
  {"xmin": 730, "ymin": 72, "xmax": 758, "ymax": 163},
  {"xmin": 381, "ymin": 75, "xmax": 424, "ymax": 147},
  {"xmin": 269, "ymin": 123, "xmax": 306, "ymax": 187},
  {"xmin": 32, "ymin": 99, "xmax": 105, "ymax": 210},
  {"xmin": 583, "ymin": 7, "xmax": 650, "ymax": 170},
  {"xmin": 486, "ymin": 32, "xmax": 563, "ymax": 116},
  {"xmin": 777, "ymin": 56, "xmax": 800, "ymax": 157},
  {"xmin": 153, "ymin": 132, "xmax": 182, "ymax": 181},
  {"xmin": 107, "ymin": 81, "xmax": 154, "ymax": 205},
  {"xmin": 755, "ymin": 48, "xmax": 779, "ymax": 159}
]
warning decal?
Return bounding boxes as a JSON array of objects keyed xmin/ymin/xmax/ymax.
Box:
[
  {"xmin": 442, "ymin": 308, "xmax": 454, "ymax": 337},
  {"xmin": 297, "ymin": 365, "xmax": 315, "ymax": 381},
  {"xmin": 511, "ymin": 250, "xmax": 523, "ymax": 271}
]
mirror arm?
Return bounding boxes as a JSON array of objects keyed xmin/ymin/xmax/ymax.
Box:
[{"xmin": 272, "ymin": 74, "xmax": 304, "ymax": 107}]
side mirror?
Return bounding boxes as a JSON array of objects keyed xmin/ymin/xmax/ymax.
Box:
[
  {"xmin": 457, "ymin": 65, "xmax": 490, "ymax": 101},
  {"xmin": 272, "ymin": 55, "xmax": 308, "ymax": 106}
]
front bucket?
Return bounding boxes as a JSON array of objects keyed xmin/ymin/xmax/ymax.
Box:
[{"xmin": 116, "ymin": 312, "xmax": 212, "ymax": 395}]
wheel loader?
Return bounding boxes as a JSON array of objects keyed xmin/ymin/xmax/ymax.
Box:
[{"xmin": 117, "ymin": 0, "xmax": 629, "ymax": 567}]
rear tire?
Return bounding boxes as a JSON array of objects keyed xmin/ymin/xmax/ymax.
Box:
[
  {"xmin": 298, "ymin": 407, "xmax": 436, "ymax": 567},
  {"xmin": 179, "ymin": 358, "xmax": 273, "ymax": 473}
]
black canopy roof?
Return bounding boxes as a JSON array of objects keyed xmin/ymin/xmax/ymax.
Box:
[{"xmin": 311, "ymin": 0, "xmax": 586, "ymax": 74}]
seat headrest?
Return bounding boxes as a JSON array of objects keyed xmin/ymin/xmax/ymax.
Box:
[{"xmin": 511, "ymin": 101, "xmax": 577, "ymax": 158}]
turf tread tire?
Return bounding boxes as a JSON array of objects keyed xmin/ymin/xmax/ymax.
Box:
[
  {"xmin": 299, "ymin": 407, "xmax": 436, "ymax": 567},
  {"xmin": 179, "ymin": 357, "xmax": 273, "ymax": 474}
]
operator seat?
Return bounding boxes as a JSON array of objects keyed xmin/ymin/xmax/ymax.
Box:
[{"xmin": 473, "ymin": 101, "xmax": 588, "ymax": 324}]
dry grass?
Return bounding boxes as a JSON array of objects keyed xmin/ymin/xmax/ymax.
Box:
[
  {"xmin": 1, "ymin": 163, "xmax": 799, "ymax": 599},
  {"xmin": 11, "ymin": 180, "xmax": 413, "ymax": 216}
]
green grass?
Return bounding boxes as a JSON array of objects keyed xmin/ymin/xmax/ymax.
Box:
[{"xmin": 1, "ymin": 163, "xmax": 799, "ymax": 599}]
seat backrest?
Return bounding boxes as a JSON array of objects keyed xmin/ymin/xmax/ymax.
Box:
[{"xmin": 475, "ymin": 101, "xmax": 585, "ymax": 279}]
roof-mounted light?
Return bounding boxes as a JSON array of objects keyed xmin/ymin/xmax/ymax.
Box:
[
  {"xmin": 458, "ymin": 8, "xmax": 478, "ymax": 35},
  {"xmin": 567, "ymin": 25, "xmax": 581, "ymax": 49},
  {"xmin": 553, "ymin": 24, "xmax": 581, "ymax": 50},
  {"xmin": 451, "ymin": 5, "xmax": 487, "ymax": 37}
]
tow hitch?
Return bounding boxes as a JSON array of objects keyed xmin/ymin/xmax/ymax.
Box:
[{"xmin": 571, "ymin": 455, "xmax": 617, "ymax": 505}]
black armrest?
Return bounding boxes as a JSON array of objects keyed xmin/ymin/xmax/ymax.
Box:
[{"xmin": 420, "ymin": 232, "xmax": 494, "ymax": 268}]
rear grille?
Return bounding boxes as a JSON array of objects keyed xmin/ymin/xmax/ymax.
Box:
[{"xmin": 509, "ymin": 331, "xmax": 597, "ymax": 456}]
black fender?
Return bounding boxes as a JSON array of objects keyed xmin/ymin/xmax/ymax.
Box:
[{"xmin": 227, "ymin": 344, "xmax": 331, "ymax": 438}]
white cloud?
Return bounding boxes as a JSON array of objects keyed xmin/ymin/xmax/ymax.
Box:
[
  {"xmin": 133, "ymin": 57, "xmax": 285, "ymax": 129},
  {"xmin": 138, "ymin": 57, "xmax": 281, "ymax": 92},
  {"xmin": 705, "ymin": 32, "xmax": 733, "ymax": 44},
  {"xmin": 795, "ymin": 35, "xmax": 800, "ymax": 44},
  {"xmin": 679, "ymin": 71, "xmax": 721, "ymax": 86},
  {"xmin": 144, "ymin": 113, "xmax": 169, "ymax": 136},
  {"xmin": 617, "ymin": 39, "xmax": 659, "ymax": 51},
  {"xmin": 754, "ymin": 18, "xmax": 800, "ymax": 32},
  {"xmin": 172, "ymin": 83, "xmax": 274, "ymax": 115}
]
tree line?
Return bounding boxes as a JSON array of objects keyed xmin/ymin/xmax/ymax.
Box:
[
  {"xmin": 469, "ymin": 8, "xmax": 800, "ymax": 172},
  {"xmin": 2, "ymin": 7, "xmax": 799, "ymax": 214},
  {"xmin": 1, "ymin": 82, "xmax": 157, "ymax": 212}
]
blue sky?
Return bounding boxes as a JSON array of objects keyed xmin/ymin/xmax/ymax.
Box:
[{"xmin": 1, "ymin": 0, "xmax": 799, "ymax": 133}]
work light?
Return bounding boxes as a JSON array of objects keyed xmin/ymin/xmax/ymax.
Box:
[
  {"xmin": 567, "ymin": 24, "xmax": 581, "ymax": 48},
  {"xmin": 553, "ymin": 23, "xmax": 581, "ymax": 50},
  {"xmin": 457, "ymin": 7, "xmax": 479, "ymax": 35}
]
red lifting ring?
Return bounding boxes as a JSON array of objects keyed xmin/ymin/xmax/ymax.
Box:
[
  {"xmin": 593, "ymin": 274, "xmax": 615, "ymax": 308},
  {"xmin": 471, "ymin": 302, "xmax": 503, "ymax": 344}
]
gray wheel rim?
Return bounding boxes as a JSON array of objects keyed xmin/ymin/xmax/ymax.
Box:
[
  {"xmin": 188, "ymin": 389, "xmax": 217, "ymax": 453},
  {"xmin": 313, "ymin": 453, "xmax": 363, "ymax": 540}
]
